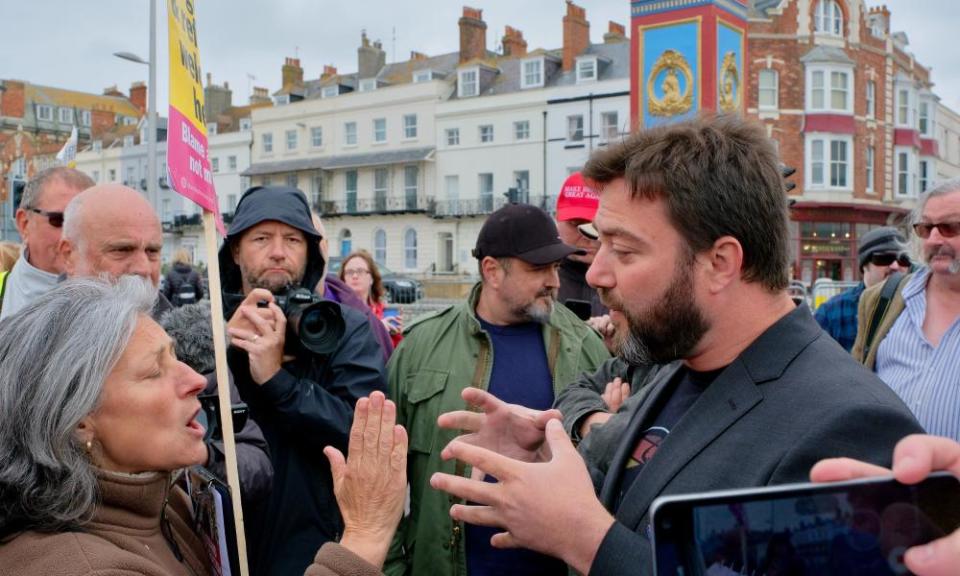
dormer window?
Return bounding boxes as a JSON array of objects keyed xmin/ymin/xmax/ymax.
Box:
[
  {"xmin": 93, "ymin": 140, "xmax": 102, "ymax": 153},
  {"xmin": 36, "ymin": 105, "xmax": 53, "ymax": 121},
  {"xmin": 240, "ymin": 118, "xmax": 252, "ymax": 131},
  {"xmin": 123, "ymin": 135, "xmax": 135, "ymax": 148},
  {"xmin": 58, "ymin": 107, "xmax": 74, "ymax": 124},
  {"xmin": 274, "ymin": 94, "xmax": 290, "ymax": 106},
  {"xmin": 413, "ymin": 69, "xmax": 433, "ymax": 83},
  {"xmin": 359, "ymin": 78, "xmax": 377, "ymax": 92},
  {"xmin": 814, "ymin": 0, "xmax": 843, "ymax": 36},
  {"xmin": 521, "ymin": 58, "xmax": 544, "ymax": 89},
  {"xmin": 79, "ymin": 110, "xmax": 91, "ymax": 126},
  {"xmin": 322, "ymin": 85, "xmax": 339, "ymax": 99},
  {"xmin": 576, "ymin": 58, "xmax": 597, "ymax": 83},
  {"xmin": 458, "ymin": 68, "xmax": 479, "ymax": 98}
]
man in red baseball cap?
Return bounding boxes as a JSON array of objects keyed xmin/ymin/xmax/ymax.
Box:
[{"xmin": 556, "ymin": 172, "xmax": 607, "ymax": 319}]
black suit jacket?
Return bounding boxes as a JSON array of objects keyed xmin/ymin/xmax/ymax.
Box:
[{"xmin": 587, "ymin": 305, "xmax": 924, "ymax": 576}]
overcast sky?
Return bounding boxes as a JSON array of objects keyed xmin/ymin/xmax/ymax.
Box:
[{"xmin": 3, "ymin": 0, "xmax": 958, "ymax": 112}]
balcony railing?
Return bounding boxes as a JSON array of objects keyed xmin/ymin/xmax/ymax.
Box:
[
  {"xmin": 312, "ymin": 194, "xmax": 558, "ymax": 218},
  {"xmin": 432, "ymin": 194, "xmax": 558, "ymax": 218},
  {"xmin": 315, "ymin": 195, "xmax": 434, "ymax": 216}
]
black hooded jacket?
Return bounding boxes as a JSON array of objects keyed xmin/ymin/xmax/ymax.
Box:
[{"xmin": 218, "ymin": 186, "xmax": 388, "ymax": 575}]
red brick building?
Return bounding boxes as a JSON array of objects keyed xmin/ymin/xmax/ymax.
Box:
[
  {"xmin": 0, "ymin": 80, "xmax": 144, "ymax": 199},
  {"xmin": 747, "ymin": 0, "xmax": 939, "ymax": 284}
]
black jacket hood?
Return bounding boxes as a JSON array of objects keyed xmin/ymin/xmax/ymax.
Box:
[{"xmin": 218, "ymin": 186, "xmax": 325, "ymax": 298}]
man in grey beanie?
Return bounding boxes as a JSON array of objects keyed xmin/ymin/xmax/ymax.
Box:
[{"xmin": 814, "ymin": 226, "xmax": 910, "ymax": 351}]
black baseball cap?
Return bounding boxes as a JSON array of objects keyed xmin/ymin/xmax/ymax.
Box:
[{"xmin": 473, "ymin": 203, "xmax": 584, "ymax": 265}]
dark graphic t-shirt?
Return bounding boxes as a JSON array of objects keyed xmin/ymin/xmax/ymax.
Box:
[{"xmin": 618, "ymin": 366, "xmax": 725, "ymax": 504}]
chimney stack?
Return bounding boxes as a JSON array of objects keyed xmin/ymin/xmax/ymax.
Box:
[
  {"xmin": 604, "ymin": 21, "xmax": 627, "ymax": 43},
  {"xmin": 321, "ymin": 65, "xmax": 338, "ymax": 80},
  {"xmin": 562, "ymin": 0, "xmax": 590, "ymax": 72},
  {"xmin": 358, "ymin": 31, "xmax": 387, "ymax": 78},
  {"xmin": 0, "ymin": 80, "xmax": 26, "ymax": 119},
  {"xmin": 250, "ymin": 86, "xmax": 271, "ymax": 105},
  {"xmin": 281, "ymin": 57, "xmax": 304, "ymax": 89},
  {"xmin": 410, "ymin": 50, "xmax": 428, "ymax": 61},
  {"xmin": 128, "ymin": 82, "xmax": 147, "ymax": 114},
  {"xmin": 502, "ymin": 26, "xmax": 528, "ymax": 57},
  {"xmin": 103, "ymin": 85, "xmax": 124, "ymax": 98},
  {"xmin": 459, "ymin": 6, "xmax": 487, "ymax": 64}
]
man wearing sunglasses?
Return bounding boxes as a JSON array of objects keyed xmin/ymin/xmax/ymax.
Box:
[
  {"xmin": 0, "ymin": 167, "xmax": 93, "ymax": 320},
  {"xmin": 853, "ymin": 177, "xmax": 960, "ymax": 441},
  {"xmin": 814, "ymin": 226, "xmax": 910, "ymax": 351}
]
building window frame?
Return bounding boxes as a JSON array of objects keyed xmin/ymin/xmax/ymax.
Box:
[
  {"xmin": 866, "ymin": 81, "xmax": 876, "ymax": 119},
  {"xmin": 806, "ymin": 65, "xmax": 853, "ymax": 114},
  {"xmin": 36, "ymin": 105, "xmax": 53, "ymax": 121},
  {"xmin": 600, "ymin": 111, "xmax": 619, "ymax": 141},
  {"xmin": 262, "ymin": 132, "xmax": 273, "ymax": 154},
  {"xmin": 359, "ymin": 78, "xmax": 377, "ymax": 92},
  {"xmin": 322, "ymin": 85, "xmax": 339, "ymax": 99},
  {"xmin": 805, "ymin": 133, "xmax": 853, "ymax": 190},
  {"xmin": 458, "ymin": 67, "xmax": 479, "ymax": 98},
  {"xmin": 373, "ymin": 118, "xmax": 387, "ymax": 143},
  {"xmin": 446, "ymin": 128, "xmax": 460, "ymax": 146},
  {"xmin": 311, "ymin": 126, "xmax": 323, "ymax": 148},
  {"xmin": 374, "ymin": 229, "xmax": 387, "ymax": 265},
  {"xmin": 403, "ymin": 114, "xmax": 418, "ymax": 140},
  {"xmin": 567, "ymin": 115, "xmax": 584, "ymax": 142},
  {"xmin": 413, "ymin": 69, "xmax": 433, "ymax": 83},
  {"xmin": 865, "ymin": 145, "xmax": 875, "ymax": 193},
  {"xmin": 286, "ymin": 129, "xmax": 297, "ymax": 151},
  {"xmin": 758, "ymin": 69, "xmax": 779, "ymax": 110},
  {"xmin": 479, "ymin": 124, "xmax": 494, "ymax": 144},
  {"xmin": 576, "ymin": 57, "xmax": 597, "ymax": 83},
  {"xmin": 521, "ymin": 57, "xmax": 545, "ymax": 89},
  {"xmin": 344, "ymin": 121, "xmax": 358, "ymax": 146},
  {"xmin": 895, "ymin": 147, "xmax": 916, "ymax": 197},
  {"xmin": 814, "ymin": 0, "xmax": 843, "ymax": 36},
  {"xmin": 58, "ymin": 107, "xmax": 74, "ymax": 124},
  {"xmin": 403, "ymin": 228, "xmax": 418, "ymax": 271},
  {"xmin": 514, "ymin": 120, "xmax": 530, "ymax": 141}
]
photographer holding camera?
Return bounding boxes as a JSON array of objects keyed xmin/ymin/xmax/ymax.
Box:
[{"xmin": 220, "ymin": 185, "xmax": 387, "ymax": 576}]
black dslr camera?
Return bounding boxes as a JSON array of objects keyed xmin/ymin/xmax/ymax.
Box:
[{"xmin": 259, "ymin": 287, "xmax": 345, "ymax": 356}]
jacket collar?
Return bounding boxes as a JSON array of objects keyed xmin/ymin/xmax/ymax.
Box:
[{"xmin": 88, "ymin": 468, "xmax": 173, "ymax": 534}]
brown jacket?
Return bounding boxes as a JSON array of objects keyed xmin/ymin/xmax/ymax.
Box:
[
  {"xmin": 305, "ymin": 543, "xmax": 383, "ymax": 576},
  {"xmin": 852, "ymin": 273, "xmax": 913, "ymax": 370},
  {"xmin": 0, "ymin": 469, "xmax": 211, "ymax": 576}
]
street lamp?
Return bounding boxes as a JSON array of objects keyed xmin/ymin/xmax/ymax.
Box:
[{"xmin": 113, "ymin": 0, "xmax": 157, "ymax": 205}]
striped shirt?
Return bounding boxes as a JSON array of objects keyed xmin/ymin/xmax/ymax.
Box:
[{"xmin": 876, "ymin": 267, "xmax": 960, "ymax": 440}]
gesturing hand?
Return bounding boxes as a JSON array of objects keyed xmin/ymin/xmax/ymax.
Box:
[
  {"xmin": 601, "ymin": 377, "xmax": 630, "ymax": 413},
  {"xmin": 430, "ymin": 418, "xmax": 615, "ymax": 575},
  {"xmin": 323, "ymin": 391, "xmax": 408, "ymax": 569},
  {"xmin": 811, "ymin": 434, "xmax": 960, "ymax": 576},
  {"xmin": 437, "ymin": 388, "xmax": 561, "ymax": 464}
]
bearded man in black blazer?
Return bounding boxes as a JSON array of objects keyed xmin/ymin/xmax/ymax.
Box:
[{"xmin": 429, "ymin": 114, "xmax": 923, "ymax": 576}]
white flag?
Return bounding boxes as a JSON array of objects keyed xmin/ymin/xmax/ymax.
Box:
[{"xmin": 56, "ymin": 126, "xmax": 78, "ymax": 167}]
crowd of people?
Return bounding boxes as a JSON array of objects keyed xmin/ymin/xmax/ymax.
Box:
[{"xmin": 0, "ymin": 114, "xmax": 958, "ymax": 576}]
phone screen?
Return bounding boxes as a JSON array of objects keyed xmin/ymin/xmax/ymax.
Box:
[
  {"xmin": 652, "ymin": 473, "xmax": 960, "ymax": 576},
  {"xmin": 383, "ymin": 308, "xmax": 399, "ymax": 318}
]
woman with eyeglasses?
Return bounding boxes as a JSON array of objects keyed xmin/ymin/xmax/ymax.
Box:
[{"xmin": 339, "ymin": 250, "xmax": 403, "ymax": 346}]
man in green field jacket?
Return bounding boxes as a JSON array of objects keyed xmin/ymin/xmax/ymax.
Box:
[{"xmin": 385, "ymin": 204, "xmax": 610, "ymax": 576}]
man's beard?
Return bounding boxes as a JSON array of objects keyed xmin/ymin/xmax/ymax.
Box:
[
  {"xmin": 926, "ymin": 244, "xmax": 960, "ymax": 275},
  {"xmin": 245, "ymin": 267, "xmax": 305, "ymax": 294},
  {"xmin": 510, "ymin": 288, "xmax": 557, "ymax": 324},
  {"xmin": 600, "ymin": 259, "xmax": 710, "ymax": 366}
]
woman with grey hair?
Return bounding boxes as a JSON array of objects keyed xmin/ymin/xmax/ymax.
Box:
[
  {"xmin": 0, "ymin": 276, "xmax": 410, "ymax": 576},
  {"xmin": 0, "ymin": 276, "xmax": 212, "ymax": 575}
]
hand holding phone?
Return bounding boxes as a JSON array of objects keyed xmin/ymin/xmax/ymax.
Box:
[
  {"xmin": 382, "ymin": 308, "xmax": 403, "ymax": 335},
  {"xmin": 651, "ymin": 472, "xmax": 960, "ymax": 576}
]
